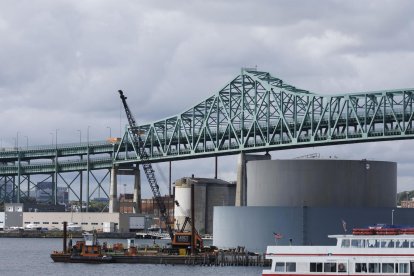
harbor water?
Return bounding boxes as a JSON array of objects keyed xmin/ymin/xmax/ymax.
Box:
[{"xmin": 0, "ymin": 238, "xmax": 263, "ymax": 276}]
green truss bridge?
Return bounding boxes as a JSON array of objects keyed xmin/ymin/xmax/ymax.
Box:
[
  {"xmin": 115, "ymin": 68, "xmax": 414, "ymax": 163},
  {"xmin": 1, "ymin": 68, "xmax": 414, "ymax": 204}
]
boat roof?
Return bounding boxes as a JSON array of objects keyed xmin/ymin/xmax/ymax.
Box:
[{"xmin": 329, "ymin": 234, "xmax": 414, "ymax": 239}]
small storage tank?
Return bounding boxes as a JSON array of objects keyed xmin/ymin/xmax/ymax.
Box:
[
  {"xmin": 174, "ymin": 177, "xmax": 236, "ymax": 234},
  {"xmin": 247, "ymin": 159, "xmax": 396, "ymax": 207}
]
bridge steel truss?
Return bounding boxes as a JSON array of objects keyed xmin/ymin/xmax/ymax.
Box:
[
  {"xmin": 114, "ymin": 69, "xmax": 414, "ymax": 164},
  {"xmin": 2, "ymin": 69, "xmax": 414, "ymax": 205},
  {"xmin": 0, "ymin": 142, "xmax": 118, "ymax": 207}
]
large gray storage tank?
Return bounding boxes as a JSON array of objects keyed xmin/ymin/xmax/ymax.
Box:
[{"xmin": 247, "ymin": 159, "xmax": 396, "ymax": 208}]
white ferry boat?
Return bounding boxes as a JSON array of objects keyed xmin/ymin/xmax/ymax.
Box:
[{"xmin": 263, "ymin": 226, "xmax": 414, "ymax": 276}]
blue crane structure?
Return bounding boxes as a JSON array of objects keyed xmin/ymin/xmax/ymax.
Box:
[{"xmin": 1, "ymin": 68, "xmax": 414, "ymax": 207}]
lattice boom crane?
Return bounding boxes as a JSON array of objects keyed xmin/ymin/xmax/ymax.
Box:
[{"xmin": 118, "ymin": 90, "xmax": 174, "ymax": 240}]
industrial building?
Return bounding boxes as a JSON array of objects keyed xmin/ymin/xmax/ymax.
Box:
[
  {"xmin": 213, "ymin": 155, "xmax": 411, "ymax": 251},
  {"xmin": 1, "ymin": 203, "xmax": 150, "ymax": 232},
  {"xmin": 174, "ymin": 176, "xmax": 236, "ymax": 234}
]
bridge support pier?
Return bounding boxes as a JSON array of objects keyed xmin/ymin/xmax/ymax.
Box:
[
  {"xmin": 109, "ymin": 167, "xmax": 119, "ymax": 213},
  {"xmin": 133, "ymin": 167, "xmax": 141, "ymax": 214},
  {"xmin": 236, "ymin": 152, "xmax": 271, "ymax": 206},
  {"xmin": 235, "ymin": 153, "xmax": 245, "ymax": 206},
  {"xmin": 215, "ymin": 156, "xmax": 218, "ymax": 179},
  {"xmin": 110, "ymin": 166, "xmax": 142, "ymax": 214}
]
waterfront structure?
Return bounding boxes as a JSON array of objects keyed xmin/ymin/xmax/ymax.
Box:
[
  {"xmin": 1, "ymin": 203, "xmax": 147, "ymax": 232},
  {"xmin": 21, "ymin": 212, "xmax": 141, "ymax": 232},
  {"xmin": 4, "ymin": 203, "xmax": 23, "ymax": 229},
  {"xmin": 174, "ymin": 176, "xmax": 236, "ymax": 234}
]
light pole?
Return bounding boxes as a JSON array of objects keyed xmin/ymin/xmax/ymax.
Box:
[
  {"xmin": 77, "ymin": 129, "xmax": 82, "ymax": 144},
  {"xmin": 392, "ymin": 209, "xmax": 395, "ymax": 225},
  {"xmin": 55, "ymin": 129, "xmax": 59, "ymax": 148},
  {"xmin": 77, "ymin": 130, "xmax": 82, "ymax": 144},
  {"xmin": 87, "ymin": 126, "xmax": 91, "ymax": 145},
  {"xmin": 107, "ymin": 126, "xmax": 112, "ymax": 138},
  {"xmin": 24, "ymin": 136, "xmax": 29, "ymax": 149},
  {"xmin": 86, "ymin": 125, "xmax": 91, "ymax": 212},
  {"xmin": 16, "ymin": 131, "xmax": 19, "ymax": 149}
]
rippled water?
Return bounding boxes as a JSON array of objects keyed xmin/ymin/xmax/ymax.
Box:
[{"xmin": 0, "ymin": 238, "xmax": 263, "ymax": 276}]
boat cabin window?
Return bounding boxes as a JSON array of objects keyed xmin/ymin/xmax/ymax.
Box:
[
  {"xmin": 351, "ymin": 239, "xmax": 365, "ymax": 248},
  {"xmin": 341, "ymin": 239, "xmax": 350, "ymax": 248},
  {"xmin": 396, "ymin": 240, "xmax": 409, "ymax": 248},
  {"xmin": 399, "ymin": 263, "xmax": 409, "ymax": 273},
  {"xmin": 366, "ymin": 239, "xmax": 379, "ymax": 248},
  {"xmin": 275, "ymin": 262, "xmax": 296, "ymax": 272},
  {"xmin": 380, "ymin": 240, "xmax": 394, "ymax": 248},
  {"xmin": 368, "ymin": 263, "xmax": 380, "ymax": 273},
  {"xmin": 286, "ymin": 262, "xmax": 296, "ymax": 272},
  {"xmin": 355, "ymin": 263, "xmax": 367, "ymax": 273},
  {"xmin": 324, "ymin": 263, "xmax": 337, "ymax": 272},
  {"xmin": 310, "ymin": 262, "xmax": 323, "ymax": 272},
  {"xmin": 275, "ymin": 262, "xmax": 285, "ymax": 272},
  {"xmin": 410, "ymin": 241, "xmax": 414, "ymax": 248},
  {"xmin": 382, "ymin": 263, "xmax": 394, "ymax": 273}
]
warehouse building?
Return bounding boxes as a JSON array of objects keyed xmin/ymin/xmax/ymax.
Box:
[{"xmin": 2, "ymin": 203, "xmax": 149, "ymax": 232}]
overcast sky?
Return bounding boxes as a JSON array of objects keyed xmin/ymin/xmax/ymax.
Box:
[{"xmin": 1, "ymin": 0, "xmax": 414, "ymax": 197}]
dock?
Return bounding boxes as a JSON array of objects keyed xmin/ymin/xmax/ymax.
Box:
[{"xmin": 0, "ymin": 230, "xmax": 136, "ymax": 239}]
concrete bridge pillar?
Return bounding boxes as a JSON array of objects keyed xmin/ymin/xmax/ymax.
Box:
[
  {"xmin": 109, "ymin": 167, "xmax": 119, "ymax": 213},
  {"xmin": 133, "ymin": 167, "xmax": 141, "ymax": 214},
  {"xmin": 235, "ymin": 152, "xmax": 245, "ymax": 206},
  {"xmin": 236, "ymin": 152, "xmax": 271, "ymax": 206}
]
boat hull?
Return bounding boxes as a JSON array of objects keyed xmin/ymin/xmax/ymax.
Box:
[
  {"xmin": 51, "ymin": 253, "xmax": 215, "ymax": 265},
  {"xmin": 51, "ymin": 253, "xmax": 114, "ymax": 263}
]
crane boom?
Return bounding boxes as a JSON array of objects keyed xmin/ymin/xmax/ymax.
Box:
[{"xmin": 118, "ymin": 90, "xmax": 174, "ymax": 240}]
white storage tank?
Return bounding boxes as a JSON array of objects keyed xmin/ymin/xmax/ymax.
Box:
[
  {"xmin": 174, "ymin": 177, "xmax": 236, "ymax": 234},
  {"xmin": 247, "ymin": 159, "xmax": 397, "ymax": 208}
]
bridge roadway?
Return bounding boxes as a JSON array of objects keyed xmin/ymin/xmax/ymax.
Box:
[
  {"xmin": 2, "ymin": 69, "xmax": 414, "ymax": 176},
  {"xmin": 0, "ymin": 141, "xmax": 118, "ymax": 176}
]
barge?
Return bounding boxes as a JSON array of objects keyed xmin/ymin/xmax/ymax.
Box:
[
  {"xmin": 51, "ymin": 222, "xmax": 268, "ymax": 266},
  {"xmin": 50, "ymin": 230, "xmax": 215, "ymax": 264}
]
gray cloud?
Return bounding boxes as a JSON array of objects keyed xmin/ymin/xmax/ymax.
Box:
[{"xmin": 1, "ymin": 0, "xmax": 414, "ymax": 195}]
